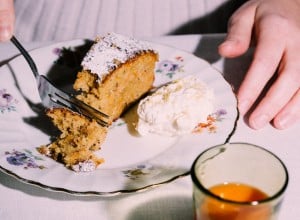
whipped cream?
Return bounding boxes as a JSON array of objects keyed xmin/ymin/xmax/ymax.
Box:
[
  {"xmin": 81, "ymin": 32, "xmax": 155, "ymax": 82},
  {"xmin": 136, "ymin": 75, "xmax": 215, "ymax": 136}
]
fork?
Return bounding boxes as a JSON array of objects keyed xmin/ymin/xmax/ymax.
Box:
[{"xmin": 10, "ymin": 36, "xmax": 109, "ymax": 127}]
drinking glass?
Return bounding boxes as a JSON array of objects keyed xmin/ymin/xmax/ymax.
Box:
[{"xmin": 191, "ymin": 142, "xmax": 289, "ymax": 220}]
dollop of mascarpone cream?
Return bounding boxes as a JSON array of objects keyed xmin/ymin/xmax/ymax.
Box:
[{"xmin": 136, "ymin": 75, "xmax": 215, "ymax": 136}]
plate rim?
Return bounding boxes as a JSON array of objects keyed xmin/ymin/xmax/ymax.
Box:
[{"xmin": 0, "ymin": 38, "xmax": 239, "ymax": 196}]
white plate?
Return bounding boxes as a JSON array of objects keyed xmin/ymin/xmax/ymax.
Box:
[{"xmin": 0, "ymin": 39, "xmax": 238, "ymax": 196}]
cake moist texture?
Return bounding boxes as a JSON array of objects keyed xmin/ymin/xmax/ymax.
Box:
[
  {"xmin": 74, "ymin": 32, "xmax": 158, "ymax": 123},
  {"xmin": 38, "ymin": 108, "xmax": 107, "ymax": 172}
]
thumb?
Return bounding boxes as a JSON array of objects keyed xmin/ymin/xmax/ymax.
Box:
[
  {"xmin": 219, "ymin": 1, "xmax": 257, "ymax": 58},
  {"xmin": 0, "ymin": 0, "xmax": 15, "ymax": 42}
]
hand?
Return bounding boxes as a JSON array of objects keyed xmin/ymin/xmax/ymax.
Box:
[
  {"xmin": 219, "ymin": 0, "xmax": 300, "ymax": 130},
  {"xmin": 0, "ymin": 0, "xmax": 14, "ymax": 41}
]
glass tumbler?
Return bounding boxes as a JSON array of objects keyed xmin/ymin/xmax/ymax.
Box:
[{"xmin": 191, "ymin": 142, "xmax": 288, "ymax": 220}]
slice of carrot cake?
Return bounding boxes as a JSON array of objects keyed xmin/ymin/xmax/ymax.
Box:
[
  {"xmin": 38, "ymin": 108, "xmax": 107, "ymax": 172},
  {"xmin": 73, "ymin": 32, "xmax": 158, "ymax": 123},
  {"xmin": 38, "ymin": 33, "xmax": 158, "ymax": 172}
]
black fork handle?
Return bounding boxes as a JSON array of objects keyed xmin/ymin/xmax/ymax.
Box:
[{"xmin": 10, "ymin": 35, "xmax": 39, "ymax": 78}]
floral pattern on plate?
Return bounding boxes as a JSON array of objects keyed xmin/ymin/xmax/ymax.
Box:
[
  {"xmin": 122, "ymin": 164, "xmax": 155, "ymax": 180},
  {"xmin": 0, "ymin": 89, "xmax": 18, "ymax": 113},
  {"xmin": 0, "ymin": 39, "xmax": 238, "ymax": 196},
  {"xmin": 5, "ymin": 149, "xmax": 46, "ymax": 170},
  {"xmin": 155, "ymin": 56, "xmax": 185, "ymax": 78},
  {"xmin": 194, "ymin": 109, "xmax": 228, "ymax": 133}
]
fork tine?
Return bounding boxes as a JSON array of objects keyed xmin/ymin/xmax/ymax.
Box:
[
  {"xmin": 68, "ymin": 95, "xmax": 109, "ymax": 119},
  {"xmin": 40, "ymin": 75, "xmax": 110, "ymax": 127},
  {"xmin": 49, "ymin": 92, "xmax": 110, "ymax": 127}
]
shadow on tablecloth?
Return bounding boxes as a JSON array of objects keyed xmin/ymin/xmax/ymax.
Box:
[
  {"xmin": 125, "ymin": 194, "xmax": 193, "ymax": 220},
  {"xmin": 193, "ymin": 34, "xmax": 253, "ymax": 92}
]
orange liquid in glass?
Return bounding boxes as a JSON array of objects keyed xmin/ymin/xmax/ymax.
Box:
[{"xmin": 198, "ymin": 183, "xmax": 271, "ymax": 220}]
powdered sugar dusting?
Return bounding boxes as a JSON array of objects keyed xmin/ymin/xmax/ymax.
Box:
[
  {"xmin": 72, "ymin": 160, "xmax": 96, "ymax": 172},
  {"xmin": 81, "ymin": 33, "xmax": 155, "ymax": 81}
]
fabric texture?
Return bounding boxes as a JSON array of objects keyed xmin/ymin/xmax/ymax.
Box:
[{"xmin": 14, "ymin": 0, "xmax": 245, "ymax": 42}]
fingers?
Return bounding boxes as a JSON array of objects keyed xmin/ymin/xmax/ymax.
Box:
[
  {"xmin": 218, "ymin": 1, "xmax": 257, "ymax": 58},
  {"xmin": 248, "ymin": 37, "xmax": 300, "ymax": 129},
  {"xmin": 237, "ymin": 16, "xmax": 286, "ymax": 118},
  {"xmin": 248, "ymin": 67, "xmax": 299, "ymax": 129},
  {"xmin": 237, "ymin": 14, "xmax": 299, "ymax": 129},
  {"xmin": 0, "ymin": 0, "xmax": 14, "ymax": 41},
  {"xmin": 220, "ymin": 0, "xmax": 300, "ymax": 129},
  {"xmin": 273, "ymin": 89, "xmax": 300, "ymax": 129}
]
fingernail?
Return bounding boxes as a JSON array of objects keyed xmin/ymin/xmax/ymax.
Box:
[
  {"xmin": 238, "ymin": 99, "xmax": 250, "ymax": 115},
  {"xmin": 251, "ymin": 114, "xmax": 269, "ymax": 129},
  {"xmin": 0, "ymin": 26, "xmax": 12, "ymax": 41},
  {"xmin": 276, "ymin": 115, "xmax": 293, "ymax": 129},
  {"xmin": 222, "ymin": 38, "xmax": 237, "ymax": 45},
  {"xmin": 219, "ymin": 41, "xmax": 233, "ymax": 49}
]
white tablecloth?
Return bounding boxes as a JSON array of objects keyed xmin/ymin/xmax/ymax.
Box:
[{"xmin": 0, "ymin": 34, "xmax": 299, "ymax": 220}]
